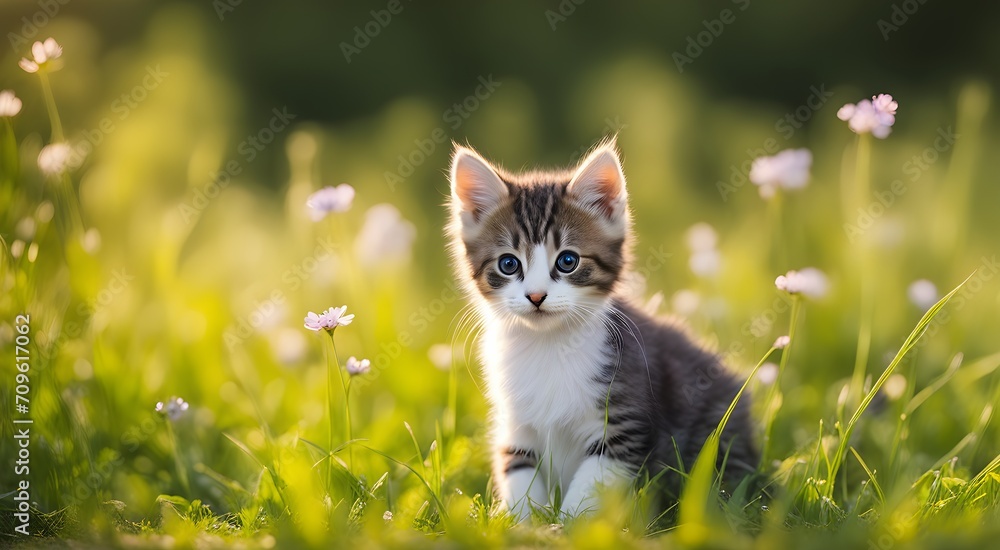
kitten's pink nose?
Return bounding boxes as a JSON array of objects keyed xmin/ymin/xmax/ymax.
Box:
[{"xmin": 526, "ymin": 292, "xmax": 547, "ymax": 307}]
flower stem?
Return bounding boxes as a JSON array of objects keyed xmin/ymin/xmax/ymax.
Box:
[
  {"xmin": 324, "ymin": 331, "xmax": 345, "ymax": 491},
  {"xmin": 849, "ymin": 133, "xmax": 873, "ymax": 411},
  {"xmin": 38, "ymin": 72, "xmax": 64, "ymax": 142},
  {"xmin": 445, "ymin": 358, "xmax": 458, "ymax": 443},
  {"xmin": 768, "ymin": 189, "xmax": 786, "ymax": 270},
  {"xmin": 166, "ymin": 421, "xmax": 191, "ymax": 496},
  {"xmin": 760, "ymin": 295, "xmax": 801, "ymax": 467},
  {"xmin": 38, "ymin": 72, "xmax": 84, "ymax": 237}
]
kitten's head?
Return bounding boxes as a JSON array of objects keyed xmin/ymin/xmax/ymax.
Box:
[{"xmin": 447, "ymin": 140, "xmax": 632, "ymax": 330}]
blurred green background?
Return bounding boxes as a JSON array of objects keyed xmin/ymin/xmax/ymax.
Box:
[{"xmin": 1, "ymin": 0, "xmax": 999, "ymax": 546}]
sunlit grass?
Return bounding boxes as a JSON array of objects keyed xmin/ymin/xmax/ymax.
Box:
[{"xmin": 1, "ymin": 20, "xmax": 999, "ymax": 550}]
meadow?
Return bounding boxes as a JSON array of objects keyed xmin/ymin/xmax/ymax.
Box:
[{"xmin": 2, "ymin": 3, "xmax": 1000, "ymax": 549}]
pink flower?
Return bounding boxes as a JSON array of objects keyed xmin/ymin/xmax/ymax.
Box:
[
  {"xmin": 19, "ymin": 38, "xmax": 63, "ymax": 73},
  {"xmin": 775, "ymin": 267, "xmax": 829, "ymax": 299},
  {"xmin": 907, "ymin": 279, "xmax": 938, "ymax": 310},
  {"xmin": 0, "ymin": 90, "xmax": 22, "ymax": 117},
  {"xmin": 837, "ymin": 94, "xmax": 898, "ymax": 139},
  {"xmin": 303, "ymin": 305, "xmax": 355, "ymax": 332},
  {"xmin": 307, "ymin": 184, "xmax": 355, "ymax": 221},
  {"xmin": 345, "ymin": 356, "xmax": 371, "ymax": 376},
  {"xmin": 749, "ymin": 148, "xmax": 812, "ymax": 199},
  {"xmin": 155, "ymin": 397, "xmax": 190, "ymax": 421},
  {"xmin": 773, "ymin": 335, "xmax": 790, "ymax": 349}
]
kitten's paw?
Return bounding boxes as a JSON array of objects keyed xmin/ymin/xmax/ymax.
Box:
[{"xmin": 559, "ymin": 489, "xmax": 599, "ymax": 519}]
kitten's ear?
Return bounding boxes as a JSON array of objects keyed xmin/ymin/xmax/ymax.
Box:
[
  {"xmin": 450, "ymin": 146, "xmax": 508, "ymax": 222},
  {"xmin": 567, "ymin": 144, "xmax": 628, "ymax": 220}
]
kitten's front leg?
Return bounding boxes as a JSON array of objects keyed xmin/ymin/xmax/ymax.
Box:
[
  {"xmin": 495, "ymin": 427, "xmax": 547, "ymax": 522},
  {"xmin": 561, "ymin": 455, "xmax": 632, "ymax": 518}
]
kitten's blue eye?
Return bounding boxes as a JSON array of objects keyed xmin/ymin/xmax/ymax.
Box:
[
  {"xmin": 497, "ymin": 254, "xmax": 520, "ymax": 276},
  {"xmin": 555, "ymin": 251, "xmax": 580, "ymax": 273}
]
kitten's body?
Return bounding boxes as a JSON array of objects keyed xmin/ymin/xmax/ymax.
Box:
[{"xmin": 448, "ymin": 141, "xmax": 756, "ymax": 519}]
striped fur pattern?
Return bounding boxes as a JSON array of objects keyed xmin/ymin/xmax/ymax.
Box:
[{"xmin": 447, "ymin": 141, "xmax": 757, "ymax": 520}]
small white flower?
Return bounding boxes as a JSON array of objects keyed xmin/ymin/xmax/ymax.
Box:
[
  {"xmin": 19, "ymin": 37, "xmax": 63, "ymax": 73},
  {"xmin": 37, "ymin": 143, "xmax": 77, "ymax": 176},
  {"xmin": 883, "ymin": 373, "xmax": 908, "ymax": 401},
  {"xmin": 749, "ymin": 148, "xmax": 812, "ymax": 198},
  {"xmin": 907, "ymin": 279, "xmax": 938, "ymax": 310},
  {"xmin": 872, "ymin": 94, "xmax": 898, "ymax": 116},
  {"xmin": 303, "ymin": 305, "xmax": 354, "ymax": 332},
  {"xmin": 671, "ymin": 289, "xmax": 700, "ymax": 316},
  {"xmin": 15, "ymin": 218, "xmax": 36, "ymax": 240},
  {"xmin": 307, "ymin": 184, "xmax": 355, "ymax": 221},
  {"xmin": 354, "ymin": 204, "xmax": 417, "ymax": 268},
  {"xmin": 689, "ymin": 249, "xmax": 720, "ymax": 278},
  {"xmin": 383, "ymin": 511, "xmax": 393, "ymax": 522},
  {"xmin": 10, "ymin": 240, "xmax": 25, "ymax": 259},
  {"xmin": 81, "ymin": 228, "xmax": 102, "ymax": 254},
  {"xmin": 837, "ymin": 94, "xmax": 897, "ymax": 139},
  {"xmin": 685, "ymin": 223, "xmax": 718, "ymax": 252},
  {"xmin": 757, "ymin": 362, "xmax": 779, "ymax": 385},
  {"xmin": 345, "ymin": 356, "xmax": 371, "ymax": 376},
  {"xmin": 155, "ymin": 396, "xmax": 190, "ymax": 421},
  {"xmin": 270, "ymin": 328, "xmax": 307, "ymax": 365},
  {"xmin": 775, "ymin": 267, "xmax": 829, "ymax": 299},
  {"xmin": 0, "ymin": 90, "xmax": 22, "ymax": 117},
  {"xmin": 428, "ymin": 343, "xmax": 453, "ymax": 371},
  {"xmin": 773, "ymin": 335, "xmax": 790, "ymax": 350}
]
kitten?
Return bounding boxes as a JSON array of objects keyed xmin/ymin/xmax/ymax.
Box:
[{"xmin": 447, "ymin": 140, "xmax": 757, "ymax": 520}]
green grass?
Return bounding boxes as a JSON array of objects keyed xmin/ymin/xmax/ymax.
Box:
[{"xmin": 2, "ymin": 22, "xmax": 1000, "ymax": 550}]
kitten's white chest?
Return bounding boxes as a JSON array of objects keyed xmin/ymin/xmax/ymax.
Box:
[
  {"xmin": 482, "ymin": 318, "xmax": 611, "ymax": 486},
  {"xmin": 484, "ymin": 321, "xmax": 607, "ymax": 424}
]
